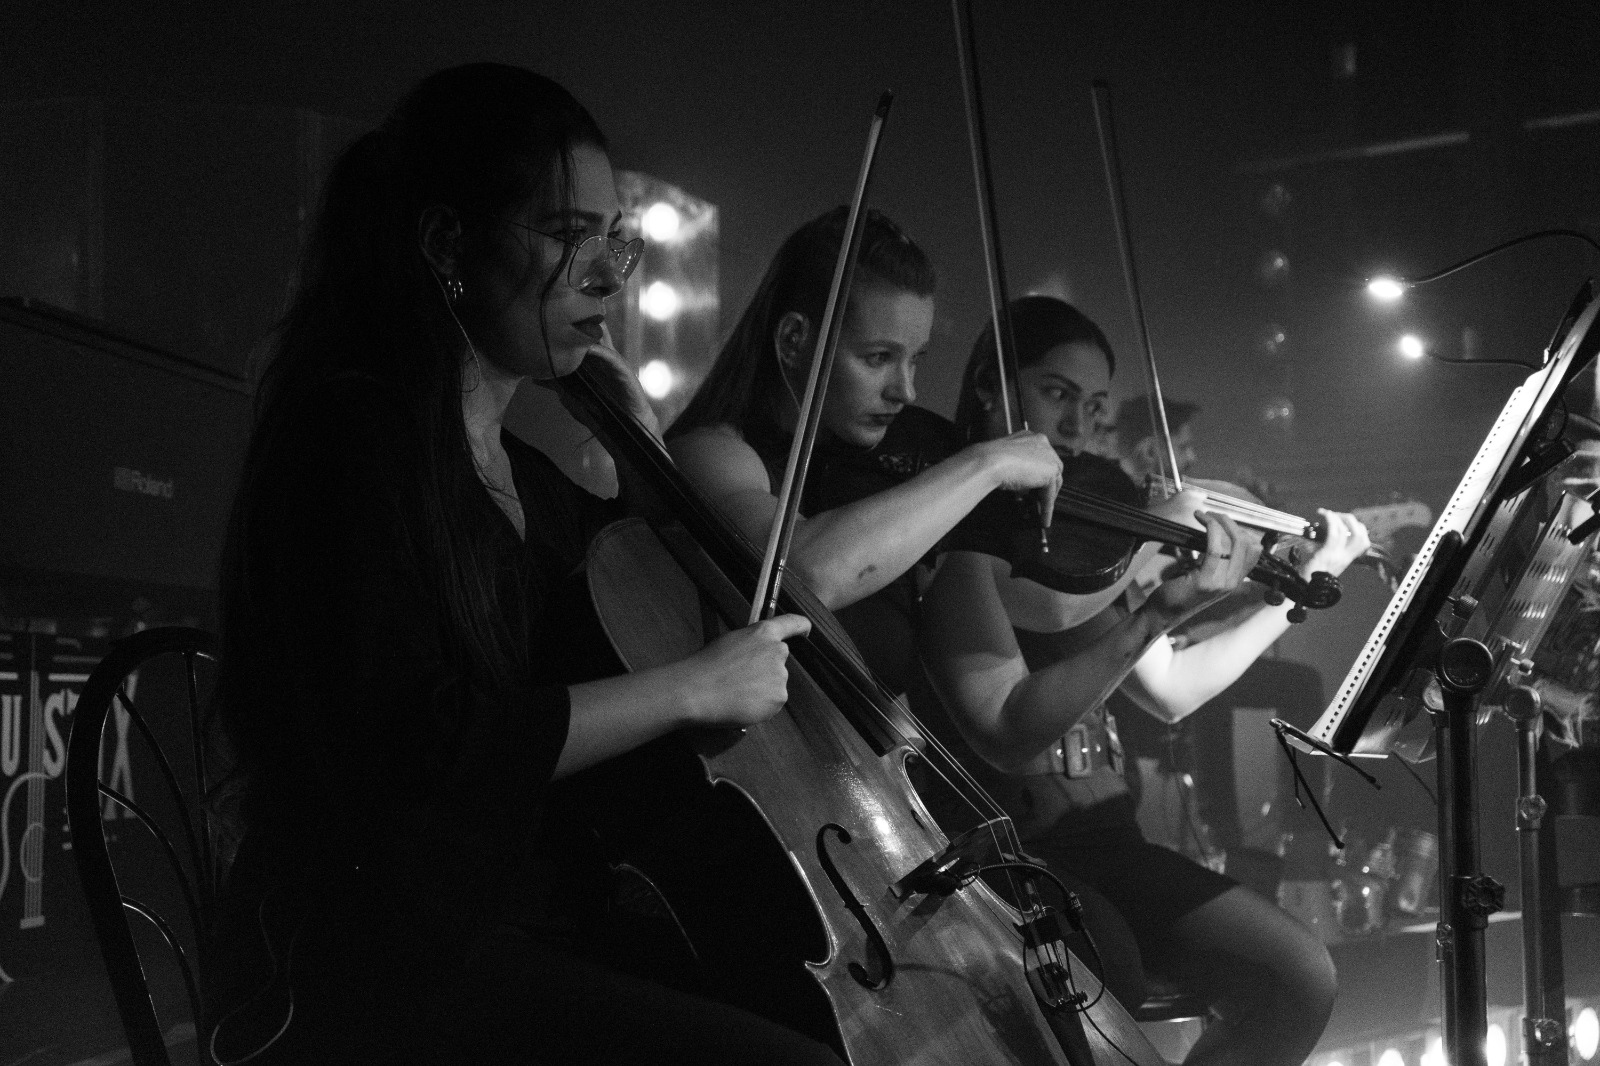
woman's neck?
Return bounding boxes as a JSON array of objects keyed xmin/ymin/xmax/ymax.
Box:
[{"xmin": 460, "ymin": 352, "xmax": 523, "ymax": 455}]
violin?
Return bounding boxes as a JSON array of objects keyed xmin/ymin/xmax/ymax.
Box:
[
  {"xmin": 818, "ymin": 406, "xmax": 1339, "ymax": 613},
  {"xmin": 948, "ymin": 451, "xmax": 1342, "ymax": 618},
  {"xmin": 1143, "ymin": 473, "xmax": 1409, "ymax": 588}
]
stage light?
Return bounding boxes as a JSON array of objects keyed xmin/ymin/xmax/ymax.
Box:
[
  {"xmin": 640, "ymin": 280, "xmax": 681, "ymax": 321},
  {"xmin": 1419, "ymin": 1033, "xmax": 1446, "ymax": 1066},
  {"xmin": 1398, "ymin": 334, "xmax": 1426, "ymax": 360},
  {"xmin": 641, "ymin": 201, "xmax": 681, "ymax": 243},
  {"xmin": 1575, "ymin": 1006, "xmax": 1599, "ymax": 1060},
  {"xmin": 1368, "ymin": 276, "xmax": 1406, "ymax": 302},
  {"xmin": 638, "ymin": 359, "xmax": 674, "ymax": 400},
  {"xmin": 1376, "ymin": 1048, "xmax": 1404, "ymax": 1066},
  {"xmin": 1486, "ymin": 1021, "xmax": 1507, "ymax": 1066}
]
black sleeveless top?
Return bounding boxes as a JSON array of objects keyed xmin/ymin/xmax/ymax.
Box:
[{"xmin": 742, "ymin": 406, "xmax": 960, "ymax": 696}]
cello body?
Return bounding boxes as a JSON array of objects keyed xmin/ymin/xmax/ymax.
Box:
[{"xmin": 586, "ymin": 516, "xmax": 1164, "ymax": 1066}]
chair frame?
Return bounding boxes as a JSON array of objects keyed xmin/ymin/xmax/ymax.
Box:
[{"xmin": 66, "ymin": 626, "xmax": 219, "ymax": 1066}]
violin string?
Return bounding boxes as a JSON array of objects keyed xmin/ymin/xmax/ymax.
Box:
[{"xmin": 1147, "ymin": 475, "xmax": 1317, "ymax": 536}]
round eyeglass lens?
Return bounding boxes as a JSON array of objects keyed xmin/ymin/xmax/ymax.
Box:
[{"xmin": 571, "ymin": 236, "xmax": 644, "ymax": 292}]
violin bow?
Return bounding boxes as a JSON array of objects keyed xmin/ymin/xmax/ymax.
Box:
[
  {"xmin": 951, "ymin": 0, "xmax": 1049, "ymax": 549},
  {"xmin": 749, "ymin": 91, "xmax": 896, "ymax": 625},
  {"xmin": 1091, "ymin": 80, "xmax": 1185, "ymax": 496}
]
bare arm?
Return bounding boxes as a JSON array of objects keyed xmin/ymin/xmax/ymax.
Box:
[
  {"xmin": 918, "ymin": 512, "xmax": 1263, "ymax": 772},
  {"xmin": 919, "ymin": 552, "xmax": 1179, "ymax": 772},
  {"xmin": 554, "ymin": 614, "xmax": 810, "ymax": 779},
  {"xmin": 1121, "ymin": 508, "xmax": 1372, "ymax": 723},
  {"xmin": 670, "ymin": 425, "xmax": 1060, "ymax": 611}
]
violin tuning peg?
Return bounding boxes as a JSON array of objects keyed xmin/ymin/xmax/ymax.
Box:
[
  {"xmin": 1263, "ymin": 588, "xmax": 1286, "ymax": 607},
  {"xmin": 1287, "ymin": 604, "xmax": 1308, "ymax": 624}
]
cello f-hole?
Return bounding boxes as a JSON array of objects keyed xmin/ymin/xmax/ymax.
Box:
[{"xmin": 815, "ymin": 823, "xmax": 894, "ymax": 991}]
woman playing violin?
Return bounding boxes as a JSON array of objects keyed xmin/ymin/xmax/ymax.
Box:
[
  {"xmin": 668, "ymin": 206, "xmax": 1063, "ymax": 695},
  {"xmin": 206, "ymin": 63, "xmax": 841, "ymax": 1066},
  {"xmin": 919, "ymin": 295, "xmax": 1370, "ymax": 1066}
]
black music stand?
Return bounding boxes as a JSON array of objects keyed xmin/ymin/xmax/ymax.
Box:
[{"xmin": 1299, "ymin": 281, "xmax": 1600, "ymax": 1066}]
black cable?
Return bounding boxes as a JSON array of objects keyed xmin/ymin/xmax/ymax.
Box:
[
  {"xmin": 1422, "ymin": 352, "xmax": 1542, "ymax": 372},
  {"xmin": 1399, "ymin": 228, "xmax": 1600, "ymax": 288},
  {"xmin": 1387, "ymin": 228, "xmax": 1600, "ymax": 371},
  {"xmin": 1391, "ymin": 751, "xmax": 1439, "ymax": 808},
  {"xmin": 976, "ymin": 860, "xmax": 1106, "ymax": 1009}
]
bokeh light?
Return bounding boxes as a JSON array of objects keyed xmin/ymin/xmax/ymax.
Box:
[
  {"xmin": 1257, "ymin": 249, "xmax": 1290, "ymax": 285},
  {"xmin": 1398, "ymin": 334, "xmax": 1426, "ymax": 360},
  {"xmin": 637, "ymin": 359, "xmax": 674, "ymax": 400},
  {"xmin": 1575, "ymin": 1006, "xmax": 1599, "ymax": 1060},
  {"xmin": 640, "ymin": 201, "xmax": 681, "ymax": 242},
  {"xmin": 1485, "ymin": 1022, "xmax": 1507, "ymax": 1066},
  {"xmin": 640, "ymin": 280, "xmax": 681, "ymax": 321},
  {"xmin": 1255, "ymin": 322, "xmax": 1288, "ymax": 358}
]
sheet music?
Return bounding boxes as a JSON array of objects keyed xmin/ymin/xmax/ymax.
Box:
[{"xmin": 1306, "ymin": 289, "xmax": 1600, "ymax": 756}]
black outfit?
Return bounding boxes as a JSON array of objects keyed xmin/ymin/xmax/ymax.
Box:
[{"xmin": 206, "ymin": 377, "xmax": 839, "ymax": 1065}]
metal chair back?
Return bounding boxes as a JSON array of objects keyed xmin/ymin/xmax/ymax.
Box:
[{"xmin": 66, "ymin": 626, "xmax": 220, "ymax": 1066}]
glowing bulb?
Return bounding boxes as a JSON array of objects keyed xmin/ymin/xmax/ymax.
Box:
[
  {"xmin": 1575, "ymin": 1006, "xmax": 1599, "ymax": 1060},
  {"xmin": 1485, "ymin": 1022, "xmax": 1507, "ymax": 1066},
  {"xmin": 640, "ymin": 280, "xmax": 681, "ymax": 321},
  {"xmin": 1368, "ymin": 276, "xmax": 1406, "ymax": 302},
  {"xmin": 638, "ymin": 359, "xmax": 674, "ymax": 400},
  {"xmin": 1398, "ymin": 334, "xmax": 1426, "ymax": 360},
  {"xmin": 640, "ymin": 202, "xmax": 680, "ymax": 242},
  {"xmin": 1376, "ymin": 1049, "xmax": 1404, "ymax": 1066}
]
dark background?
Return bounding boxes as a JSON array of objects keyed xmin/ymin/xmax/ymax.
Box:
[
  {"xmin": 6, "ymin": 0, "xmax": 1600, "ymax": 508},
  {"xmin": 3, "ymin": 1, "xmax": 1599, "ymax": 1060}
]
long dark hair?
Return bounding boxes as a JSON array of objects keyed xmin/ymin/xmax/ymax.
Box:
[
  {"xmin": 670, "ymin": 206, "xmax": 935, "ymax": 441},
  {"xmin": 216, "ymin": 64, "xmax": 605, "ymax": 804},
  {"xmin": 952, "ymin": 295, "xmax": 1116, "ymax": 441}
]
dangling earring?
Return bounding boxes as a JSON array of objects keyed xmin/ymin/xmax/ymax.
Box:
[{"xmin": 444, "ymin": 276, "xmax": 465, "ymax": 304}]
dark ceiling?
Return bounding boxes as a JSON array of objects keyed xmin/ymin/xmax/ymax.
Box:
[{"xmin": 7, "ymin": 0, "xmax": 1600, "ymax": 509}]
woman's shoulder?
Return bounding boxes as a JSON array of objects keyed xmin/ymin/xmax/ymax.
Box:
[{"xmin": 667, "ymin": 422, "xmax": 773, "ymax": 492}]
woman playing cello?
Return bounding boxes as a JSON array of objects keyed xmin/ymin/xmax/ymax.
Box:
[{"xmin": 204, "ymin": 63, "xmax": 842, "ymax": 1065}]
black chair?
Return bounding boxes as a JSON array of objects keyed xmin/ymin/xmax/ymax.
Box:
[{"xmin": 66, "ymin": 626, "xmax": 220, "ymax": 1066}]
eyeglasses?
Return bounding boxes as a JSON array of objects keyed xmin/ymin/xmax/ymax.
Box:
[{"xmin": 511, "ymin": 223, "xmax": 644, "ymax": 296}]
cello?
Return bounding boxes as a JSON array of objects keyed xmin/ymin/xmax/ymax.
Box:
[{"xmin": 563, "ymin": 96, "xmax": 1164, "ymax": 1066}]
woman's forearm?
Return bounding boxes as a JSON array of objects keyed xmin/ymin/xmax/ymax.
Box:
[
  {"xmin": 785, "ymin": 447, "xmax": 1002, "ymax": 609},
  {"xmin": 986, "ymin": 606, "xmax": 1170, "ymax": 768},
  {"xmin": 554, "ymin": 664, "xmax": 694, "ymax": 780},
  {"xmin": 1123, "ymin": 601, "xmax": 1293, "ymax": 722}
]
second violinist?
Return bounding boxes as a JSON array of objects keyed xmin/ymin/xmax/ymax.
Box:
[
  {"xmin": 919, "ymin": 296, "xmax": 1370, "ymax": 1066},
  {"xmin": 667, "ymin": 206, "xmax": 1062, "ymax": 695}
]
